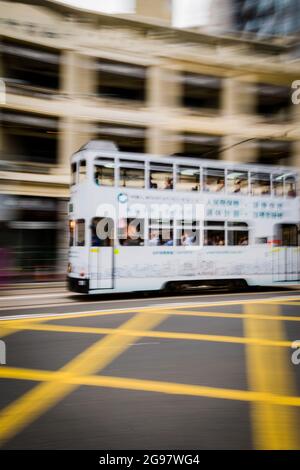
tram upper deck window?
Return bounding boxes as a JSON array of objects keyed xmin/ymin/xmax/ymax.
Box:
[
  {"xmin": 91, "ymin": 217, "xmax": 114, "ymax": 247},
  {"xmin": 203, "ymin": 168, "xmax": 225, "ymax": 193},
  {"xmin": 118, "ymin": 218, "xmax": 144, "ymax": 246},
  {"xmin": 79, "ymin": 160, "xmax": 86, "ymax": 183},
  {"xmin": 176, "ymin": 166, "xmax": 200, "ymax": 191},
  {"xmin": 69, "ymin": 220, "xmax": 75, "ymax": 246},
  {"xmin": 119, "ymin": 160, "xmax": 145, "ymax": 188},
  {"xmin": 251, "ymin": 172, "xmax": 270, "ymax": 196},
  {"xmin": 273, "ymin": 174, "xmax": 284, "ymax": 196},
  {"xmin": 227, "ymin": 171, "xmax": 248, "ymax": 195},
  {"xmin": 76, "ymin": 219, "xmax": 85, "ymax": 247},
  {"xmin": 274, "ymin": 174, "xmax": 297, "ymax": 197},
  {"xmin": 71, "ymin": 163, "xmax": 76, "ymax": 186},
  {"xmin": 150, "ymin": 162, "xmax": 173, "ymax": 190},
  {"xmin": 94, "ymin": 159, "xmax": 115, "ymax": 186},
  {"xmin": 284, "ymin": 176, "xmax": 296, "ymax": 198}
]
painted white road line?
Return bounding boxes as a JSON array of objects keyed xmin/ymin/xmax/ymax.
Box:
[
  {"xmin": 0, "ymin": 290, "xmax": 299, "ymax": 313},
  {"xmin": 0, "ymin": 294, "xmax": 299, "ymax": 322},
  {"xmin": 0, "ymin": 292, "xmax": 71, "ymax": 301}
]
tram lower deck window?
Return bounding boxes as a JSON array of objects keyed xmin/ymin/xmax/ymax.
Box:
[
  {"xmin": 279, "ymin": 224, "xmax": 298, "ymax": 246},
  {"xmin": 204, "ymin": 229, "xmax": 225, "ymax": 246},
  {"xmin": 228, "ymin": 230, "xmax": 248, "ymax": 246},
  {"xmin": 148, "ymin": 228, "xmax": 174, "ymax": 246},
  {"xmin": 76, "ymin": 219, "xmax": 85, "ymax": 246},
  {"xmin": 91, "ymin": 217, "xmax": 114, "ymax": 247},
  {"xmin": 176, "ymin": 228, "xmax": 200, "ymax": 246},
  {"xmin": 119, "ymin": 218, "xmax": 144, "ymax": 246},
  {"xmin": 148, "ymin": 219, "xmax": 173, "ymax": 246}
]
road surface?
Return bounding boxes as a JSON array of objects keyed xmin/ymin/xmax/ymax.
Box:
[{"xmin": 0, "ymin": 288, "xmax": 300, "ymax": 449}]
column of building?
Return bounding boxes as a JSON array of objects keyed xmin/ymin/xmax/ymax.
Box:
[
  {"xmin": 147, "ymin": 64, "xmax": 182, "ymax": 156},
  {"xmin": 221, "ymin": 74, "xmax": 257, "ymax": 164},
  {"xmin": 56, "ymin": 51, "xmax": 97, "ymax": 172}
]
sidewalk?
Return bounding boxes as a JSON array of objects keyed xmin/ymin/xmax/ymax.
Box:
[{"xmin": 0, "ymin": 281, "xmax": 67, "ymax": 297}]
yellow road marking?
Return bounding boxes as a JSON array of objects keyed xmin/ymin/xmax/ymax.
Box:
[
  {"xmin": 0, "ymin": 315, "xmax": 55, "ymax": 339},
  {"xmin": 0, "ymin": 310, "xmax": 168, "ymax": 447},
  {"xmin": 244, "ymin": 303, "xmax": 300, "ymax": 450},
  {"xmin": 0, "ymin": 328, "xmax": 17, "ymax": 339},
  {"xmin": 1, "ymin": 366, "xmax": 300, "ymax": 407},
  {"xmin": 0, "ymin": 296, "xmax": 299, "ymax": 446},
  {"xmin": 170, "ymin": 310, "xmax": 300, "ymax": 322},
  {"xmin": 272, "ymin": 302, "xmax": 300, "ymax": 306},
  {"xmin": 0, "ymin": 321, "xmax": 292, "ymax": 348}
]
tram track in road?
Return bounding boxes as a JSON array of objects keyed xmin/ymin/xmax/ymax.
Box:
[{"xmin": 0, "ymin": 287, "xmax": 300, "ymax": 319}]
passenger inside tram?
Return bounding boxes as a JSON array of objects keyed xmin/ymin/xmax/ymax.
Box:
[
  {"xmin": 227, "ymin": 171, "xmax": 248, "ymax": 194},
  {"xmin": 180, "ymin": 231, "xmax": 197, "ymax": 246},
  {"xmin": 217, "ymin": 179, "xmax": 225, "ymax": 192},
  {"xmin": 204, "ymin": 170, "xmax": 225, "ymax": 192},
  {"xmin": 164, "ymin": 177, "xmax": 173, "ymax": 190},
  {"xmin": 238, "ymin": 235, "xmax": 248, "ymax": 245},
  {"xmin": 120, "ymin": 219, "xmax": 144, "ymax": 246},
  {"xmin": 150, "ymin": 165, "xmax": 173, "ymax": 190},
  {"xmin": 204, "ymin": 231, "xmax": 225, "ymax": 246},
  {"xmin": 148, "ymin": 230, "xmax": 160, "ymax": 246},
  {"xmin": 251, "ymin": 174, "xmax": 270, "ymax": 195},
  {"xmin": 274, "ymin": 176, "xmax": 296, "ymax": 197},
  {"xmin": 273, "ymin": 179, "xmax": 284, "ymax": 196},
  {"xmin": 232, "ymin": 180, "xmax": 241, "ymax": 193},
  {"xmin": 94, "ymin": 163, "xmax": 114, "ymax": 186},
  {"xmin": 176, "ymin": 166, "xmax": 200, "ymax": 191},
  {"xmin": 286, "ymin": 182, "xmax": 296, "ymax": 198},
  {"xmin": 148, "ymin": 228, "xmax": 173, "ymax": 246}
]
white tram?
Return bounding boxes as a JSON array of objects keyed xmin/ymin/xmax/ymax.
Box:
[{"xmin": 67, "ymin": 140, "xmax": 300, "ymax": 294}]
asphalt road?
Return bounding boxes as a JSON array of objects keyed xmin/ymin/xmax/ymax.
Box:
[{"xmin": 0, "ymin": 288, "xmax": 300, "ymax": 450}]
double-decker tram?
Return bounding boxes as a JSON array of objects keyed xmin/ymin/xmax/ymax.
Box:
[{"xmin": 68, "ymin": 140, "xmax": 300, "ymax": 294}]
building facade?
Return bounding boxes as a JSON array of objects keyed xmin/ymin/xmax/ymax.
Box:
[
  {"xmin": 0, "ymin": 0, "xmax": 300, "ymax": 282},
  {"xmin": 233, "ymin": 0, "xmax": 300, "ymax": 37}
]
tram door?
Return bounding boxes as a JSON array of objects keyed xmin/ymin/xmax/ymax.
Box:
[
  {"xmin": 273, "ymin": 224, "xmax": 300, "ymax": 282},
  {"xmin": 89, "ymin": 217, "xmax": 114, "ymax": 289}
]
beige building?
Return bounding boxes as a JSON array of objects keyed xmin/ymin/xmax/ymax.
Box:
[
  {"xmin": 134, "ymin": 0, "xmax": 172, "ymax": 24},
  {"xmin": 0, "ymin": 0, "xmax": 300, "ymax": 280}
]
